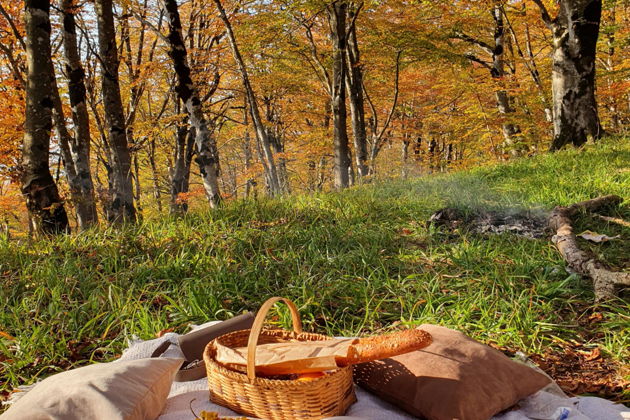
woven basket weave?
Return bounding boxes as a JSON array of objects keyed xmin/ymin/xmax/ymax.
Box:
[{"xmin": 203, "ymin": 297, "xmax": 356, "ymax": 419}]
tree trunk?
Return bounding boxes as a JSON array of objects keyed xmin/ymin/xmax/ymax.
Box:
[
  {"xmin": 163, "ymin": 0, "xmax": 222, "ymax": 207},
  {"xmin": 401, "ymin": 137, "xmax": 410, "ymax": 178},
  {"xmin": 328, "ymin": 1, "xmax": 351, "ymax": 190},
  {"xmin": 94, "ymin": 0, "xmax": 136, "ymax": 223},
  {"xmin": 262, "ymin": 98, "xmax": 290, "ymax": 194},
  {"xmin": 546, "ymin": 0, "xmax": 604, "ymax": 150},
  {"xmin": 21, "ymin": 0, "xmax": 69, "ymax": 235},
  {"xmin": 345, "ymin": 10, "xmax": 369, "ymax": 179},
  {"xmin": 148, "ymin": 139, "xmax": 162, "ymax": 213},
  {"xmin": 491, "ymin": 4, "xmax": 522, "ymax": 156},
  {"xmin": 60, "ymin": 0, "xmax": 98, "ymax": 229},
  {"xmin": 243, "ymin": 103, "xmax": 255, "ymax": 198},
  {"xmin": 213, "ymin": 0, "xmax": 282, "ymax": 196},
  {"xmin": 170, "ymin": 123, "xmax": 195, "ymax": 215}
]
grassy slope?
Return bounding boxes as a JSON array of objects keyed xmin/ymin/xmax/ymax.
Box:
[{"xmin": 1, "ymin": 140, "xmax": 628, "ymax": 402}]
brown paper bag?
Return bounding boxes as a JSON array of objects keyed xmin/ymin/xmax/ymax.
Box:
[{"xmin": 214, "ymin": 338, "xmax": 358, "ymax": 375}]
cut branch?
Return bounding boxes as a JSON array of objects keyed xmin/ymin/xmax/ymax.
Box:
[{"xmin": 548, "ymin": 195, "xmax": 628, "ymax": 301}]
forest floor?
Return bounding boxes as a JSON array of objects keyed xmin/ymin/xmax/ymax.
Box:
[{"xmin": 1, "ymin": 139, "xmax": 629, "ymax": 406}]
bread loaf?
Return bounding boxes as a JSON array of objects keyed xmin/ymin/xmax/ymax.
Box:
[{"xmin": 337, "ymin": 328, "xmax": 432, "ymax": 366}]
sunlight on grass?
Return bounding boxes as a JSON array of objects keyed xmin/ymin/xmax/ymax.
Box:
[{"xmin": 0, "ymin": 140, "xmax": 628, "ymax": 398}]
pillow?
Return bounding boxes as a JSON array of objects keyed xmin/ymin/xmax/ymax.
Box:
[
  {"xmin": 353, "ymin": 324, "xmax": 551, "ymax": 420},
  {"xmin": 1, "ymin": 357, "xmax": 183, "ymax": 420}
]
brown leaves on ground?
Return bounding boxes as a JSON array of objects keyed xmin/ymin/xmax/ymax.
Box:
[{"xmin": 529, "ymin": 343, "xmax": 629, "ymax": 402}]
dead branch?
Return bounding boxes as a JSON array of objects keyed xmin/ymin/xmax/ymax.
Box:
[{"xmin": 548, "ymin": 195, "xmax": 629, "ymax": 301}]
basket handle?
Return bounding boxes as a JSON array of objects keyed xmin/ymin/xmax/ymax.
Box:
[{"xmin": 246, "ymin": 297, "xmax": 303, "ymax": 382}]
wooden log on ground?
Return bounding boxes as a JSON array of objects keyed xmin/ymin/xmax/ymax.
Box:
[{"xmin": 548, "ymin": 195, "xmax": 629, "ymax": 301}]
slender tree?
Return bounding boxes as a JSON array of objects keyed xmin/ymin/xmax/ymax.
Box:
[
  {"xmin": 451, "ymin": 2, "xmax": 522, "ymax": 155},
  {"xmin": 327, "ymin": 1, "xmax": 351, "ymax": 189},
  {"xmin": 21, "ymin": 0, "xmax": 69, "ymax": 234},
  {"xmin": 213, "ymin": 0, "xmax": 283, "ymax": 196},
  {"xmin": 162, "ymin": 0, "xmax": 222, "ymax": 207},
  {"xmin": 345, "ymin": 3, "xmax": 369, "ymax": 179},
  {"xmin": 533, "ymin": 0, "xmax": 604, "ymax": 150},
  {"xmin": 170, "ymin": 117, "xmax": 195, "ymax": 214},
  {"xmin": 60, "ymin": 0, "xmax": 98, "ymax": 229},
  {"xmin": 94, "ymin": 0, "xmax": 136, "ymax": 223}
]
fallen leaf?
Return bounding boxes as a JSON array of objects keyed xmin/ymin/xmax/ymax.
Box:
[
  {"xmin": 587, "ymin": 312, "xmax": 604, "ymax": 323},
  {"xmin": 156, "ymin": 327, "xmax": 174, "ymax": 338},
  {"xmin": 577, "ymin": 230, "xmax": 620, "ymax": 243},
  {"xmin": 0, "ymin": 331, "xmax": 15, "ymax": 340},
  {"xmin": 580, "ymin": 347, "xmax": 601, "ymax": 362}
]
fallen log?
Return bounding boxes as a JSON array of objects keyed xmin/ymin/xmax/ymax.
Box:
[{"xmin": 548, "ymin": 195, "xmax": 629, "ymax": 301}]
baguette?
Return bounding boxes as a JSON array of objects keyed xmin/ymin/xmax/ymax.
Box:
[{"xmin": 336, "ymin": 328, "xmax": 432, "ymax": 366}]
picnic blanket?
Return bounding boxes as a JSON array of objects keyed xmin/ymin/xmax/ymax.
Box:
[{"xmin": 121, "ymin": 323, "xmax": 629, "ymax": 420}]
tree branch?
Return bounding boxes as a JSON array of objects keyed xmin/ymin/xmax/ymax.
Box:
[
  {"xmin": 463, "ymin": 53, "xmax": 493, "ymax": 69},
  {"xmin": 450, "ymin": 31, "xmax": 493, "ymax": 55},
  {"xmin": 376, "ymin": 50, "xmax": 402, "ymax": 144},
  {"xmin": 0, "ymin": 3, "xmax": 26, "ymax": 51},
  {"xmin": 532, "ymin": 0, "xmax": 554, "ymax": 29}
]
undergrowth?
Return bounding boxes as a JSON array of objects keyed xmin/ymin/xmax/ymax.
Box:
[{"xmin": 1, "ymin": 139, "xmax": 628, "ymax": 403}]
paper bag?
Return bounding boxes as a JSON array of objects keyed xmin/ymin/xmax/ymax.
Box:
[{"xmin": 214, "ymin": 338, "xmax": 358, "ymax": 375}]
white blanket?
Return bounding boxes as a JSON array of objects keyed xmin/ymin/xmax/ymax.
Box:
[{"xmin": 121, "ymin": 328, "xmax": 629, "ymax": 420}]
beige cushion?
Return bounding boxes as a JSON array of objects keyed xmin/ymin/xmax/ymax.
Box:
[
  {"xmin": 1, "ymin": 357, "xmax": 183, "ymax": 420},
  {"xmin": 353, "ymin": 324, "xmax": 551, "ymax": 420}
]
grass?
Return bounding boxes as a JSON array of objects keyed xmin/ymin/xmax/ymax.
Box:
[{"xmin": 1, "ymin": 139, "xmax": 629, "ymax": 404}]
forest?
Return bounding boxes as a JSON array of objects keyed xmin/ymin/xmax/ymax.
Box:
[
  {"xmin": 1, "ymin": 0, "xmax": 630, "ymax": 417},
  {"xmin": 0, "ymin": 0, "xmax": 628, "ymax": 233}
]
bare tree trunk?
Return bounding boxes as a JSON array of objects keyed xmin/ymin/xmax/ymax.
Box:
[
  {"xmin": 170, "ymin": 121, "xmax": 195, "ymax": 214},
  {"xmin": 491, "ymin": 4, "xmax": 522, "ymax": 156},
  {"xmin": 534, "ymin": 0, "xmax": 604, "ymax": 150},
  {"xmin": 243, "ymin": 103, "xmax": 255, "ymax": 198},
  {"xmin": 148, "ymin": 139, "xmax": 162, "ymax": 213},
  {"xmin": 262, "ymin": 97, "xmax": 290, "ymax": 194},
  {"xmin": 328, "ymin": 1, "xmax": 351, "ymax": 190},
  {"xmin": 345, "ymin": 6, "xmax": 369, "ymax": 179},
  {"xmin": 162, "ymin": 0, "xmax": 221, "ymax": 207},
  {"xmin": 94, "ymin": 0, "xmax": 136, "ymax": 223},
  {"xmin": 364, "ymin": 51, "xmax": 401, "ymax": 175},
  {"xmin": 60, "ymin": 0, "xmax": 98, "ymax": 229},
  {"xmin": 602, "ymin": 3, "xmax": 620, "ymax": 131},
  {"xmin": 551, "ymin": 0, "xmax": 603, "ymax": 150},
  {"xmin": 22, "ymin": 0, "xmax": 69, "ymax": 235},
  {"xmin": 401, "ymin": 136, "xmax": 410, "ymax": 178},
  {"xmin": 213, "ymin": 0, "xmax": 282, "ymax": 196},
  {"xmin": 524, "ymin": 23, "xmax": 553, "ymax": 123}
]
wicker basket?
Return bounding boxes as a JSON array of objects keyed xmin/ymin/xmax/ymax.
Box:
[{"xmin": 203, "ymin": 297, "xmax": 356, "ymax": 419}]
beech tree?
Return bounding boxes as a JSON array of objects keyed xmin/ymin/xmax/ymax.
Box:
[
  {"xmin": 214, "ymin": 0, "xmax": 284, "ymax": 196},
  {"xmin": 327, "ymin": 1, "xmax": 351, "ymax": 189},
  {"xmin": 94, "ymin": 0, "xmax": 136, "ymax": 223},
  {"xmin": 451, "ymin": 2, "xmax": 522, "ymax": 155},
  {"xmin": 344, "ymin": 3, "xmax": 368, "ymax": 179},
  {"xmin": 163, "ymin": 0, "xmax": 222, "ymax": 207},
  {"xmin": 21, "ymin": 0, "xmax": 69, "ymax": 234},
  {"xmin": 59, "ymin": 0, "xmax": 98, "ymax": 229},
  {"xmin": 533, "ymin": 0, "xmax": 604, "ymax": 150}
]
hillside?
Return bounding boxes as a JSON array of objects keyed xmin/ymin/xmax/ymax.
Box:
[{"xmin": 1, "ymin": 140, "xmax": 629, "ymax": 404}]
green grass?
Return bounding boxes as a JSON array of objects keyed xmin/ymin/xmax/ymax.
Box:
[{"xmin": 1, "ymin": 139, "xmax": 629, "ymax": 403}]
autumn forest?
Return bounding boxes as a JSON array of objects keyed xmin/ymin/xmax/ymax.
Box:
[{"xmin": 0, "ymin": 0, "xmax": 628, "ymax": 233}]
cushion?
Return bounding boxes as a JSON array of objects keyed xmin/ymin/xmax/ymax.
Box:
[
  {"xmin": 1, "ymin": 357, "xmax": 183, "ymax": 420},
  {"xmin": 353, "ymin": 324, "xmax": 551, "ymax": 420}
]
